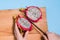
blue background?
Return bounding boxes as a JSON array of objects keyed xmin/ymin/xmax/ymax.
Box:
[{"xmin": 0, "ymin": 0, "xmax": 60, "ymax": 35}]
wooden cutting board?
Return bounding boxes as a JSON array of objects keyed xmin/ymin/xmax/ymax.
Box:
[{"xmin": 0, "ymin": 7, "xmax": 48, "ymax": 40}]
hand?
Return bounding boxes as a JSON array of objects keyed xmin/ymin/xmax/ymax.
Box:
[
  {"xmin": 43, "ymin": 32, "xmax": 60, "ymax": 40},
  {"xmin": 14, "ymin": 23, "xmax": 29, "ymax": 40}
]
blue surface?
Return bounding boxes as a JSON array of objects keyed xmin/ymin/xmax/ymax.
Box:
[{"xmin": 0, "ymin": 0, "xmax": 60, "ymax": 34}]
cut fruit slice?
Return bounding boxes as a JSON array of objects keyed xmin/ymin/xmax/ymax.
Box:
[
  {"xmin": 26, "ymin": 6, "xmax": 42, "ymax": 22},
  {"xmin": 16, "ymin": 15, "xmax": 32, "ymax": 31}
]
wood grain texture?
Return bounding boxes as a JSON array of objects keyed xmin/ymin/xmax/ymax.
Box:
[{"xmin": 0, "ymin": 8, "xmax": 48, "ymax": 40}]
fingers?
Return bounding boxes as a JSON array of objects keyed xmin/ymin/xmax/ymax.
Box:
[
  {"xmin": 14, "ymin": 23, "xmax": 22, "ymax": 39},
  {"xmin": 14, "ymin": 23, "xmax": 29, "ymax": 40},
  {"xmin": 42, "ymin": 34, "xmax": 48, "ymax": 40},
  {"xmin": 46, "ymin": 32, "xmax": 56, "ymax": 40},
  {"xmin": 14, "ymin": 23, "xmax": 20, "ymax": 34},
  {"xmin": 46, "ymin": 31, "xmax": 60, "ymax": 40},
  {"xmin": 24, "ymin": 31, "xmax": 29, "ymax": 39},
  {"xmin": 41, "ymin": 32, "xmax": 49, "ymax": 40}
]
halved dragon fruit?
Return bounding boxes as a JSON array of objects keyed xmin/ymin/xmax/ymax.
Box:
[
  {"xmin": 16, "ymin": 16, "xmax": 32, "ymax": 31},
  {"xmin": 26, "ymin": 6, "xmax": 42, "ymax": 22}
]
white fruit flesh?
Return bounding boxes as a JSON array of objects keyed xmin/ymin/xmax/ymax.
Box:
[
  {"xmin": 18, "ymin": 18, "xmax": 31, "ymax": 28},
  {"xmin": 27, "ymin": 7, "xmax": 41, "ymax": 20}
]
